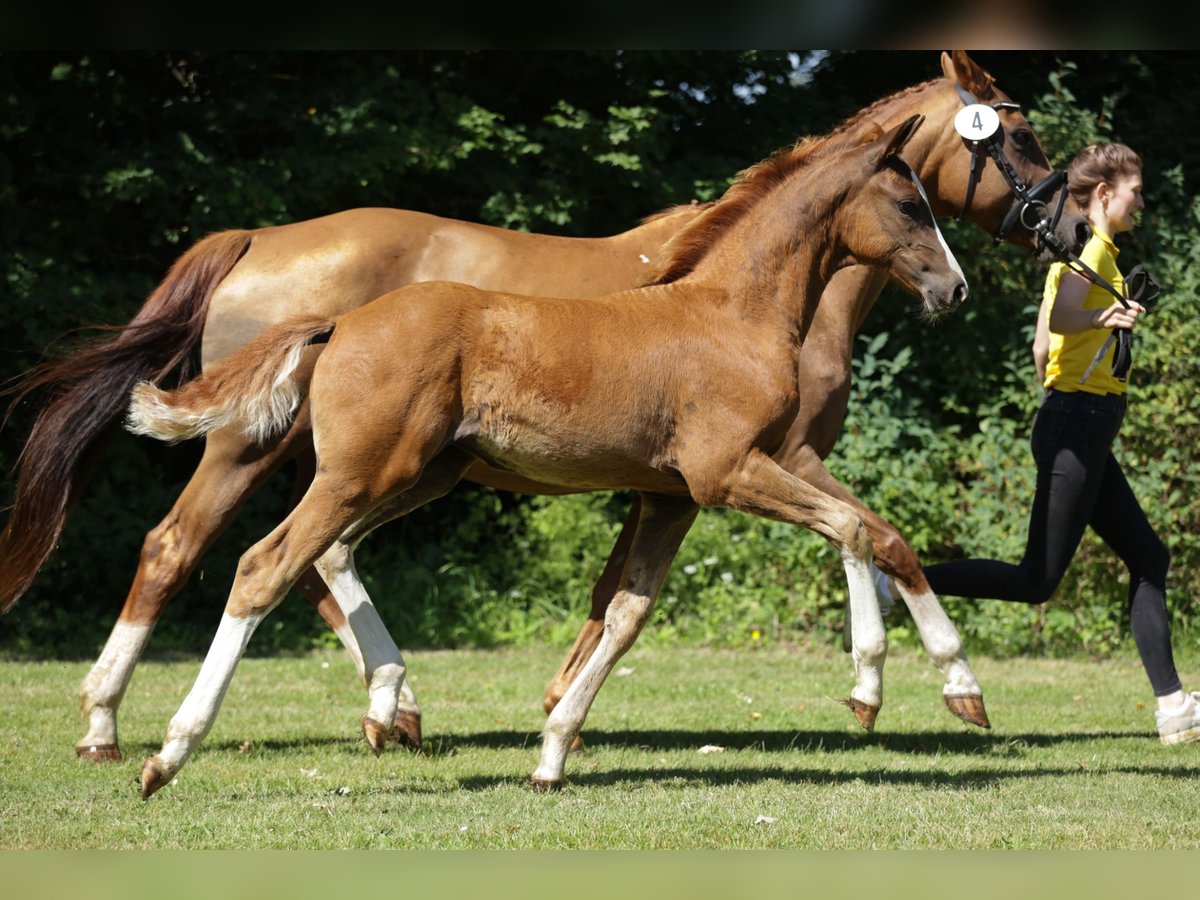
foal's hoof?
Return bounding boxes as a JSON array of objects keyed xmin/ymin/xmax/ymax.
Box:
[
  {"xmin": 76, "ymin": 743, "xmax": 122, "ymax": 763},
  {"xmin": 361, "ymin": 716, "xmax": 390, "ymax": 757},
  {"xmin": 140, "ymin": 756, "xmax": 173, "ymax": 800},
  {"xmin": 529, "ymin": 776, "xmax": 564, "ymax": 793},
  {"xmin": 391, "ymin": 710, "xmax": 422, "ymax": 752},
  {"xmin": 945, "ymin": 693, "xmax": 991, "ymax": 729},
  {"xmin": 840, "ymin": 697, "xmax": 880, "ymax": 732}
]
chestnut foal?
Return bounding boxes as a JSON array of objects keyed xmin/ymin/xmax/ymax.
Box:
[{"xmin": 127, "ymin": 116, "xmax": 967, "ymax": 796}]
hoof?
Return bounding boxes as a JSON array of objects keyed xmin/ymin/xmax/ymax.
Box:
[
  {"xmin": 391, "ymin": 709, "xmax": 422, "ymax": 752},
  {"xmin": 839, "ymin": 697, "xmax": 880, "ymax": 732},
  {"xmin": 530, "ymin": 777, "xmax": 564, "ymax": 793},
  {"xmin": 140, "ymin": 756, "xmax": 173, "ymax": 800},
  {"xmin": 945, "ymin": 693, "xmax": 991, "ymax": 729},
  {"xmin": 76, "ymin": 743, "xmax": 122, "ymax": 763},
  {"xmin": 361, "ymin": 716, "xmax": 389, "ymax": 757}
]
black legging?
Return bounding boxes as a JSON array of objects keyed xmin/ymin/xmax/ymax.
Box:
[{"xmin": 925, "ymin": 388, "xmax": 1180, "ymax": 696}]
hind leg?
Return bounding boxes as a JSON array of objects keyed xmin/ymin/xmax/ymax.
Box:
[
  {"xmin": 313, "ymin": 447, "xmax": 477, "ymax": 755},
  {"xmin": 139, "ymin": 391, "xmax": 457, "ymax": 797},
  {"xmin": 288, "ymin": 450, "xmax": 423, "ymax": 750},
  {"xmin": 139, "ymin": 474, "xmax": 374, "ymax": 798},
  {"xmin": 77, "ymin": 423, "xmax": 302, "ymax": 762}
]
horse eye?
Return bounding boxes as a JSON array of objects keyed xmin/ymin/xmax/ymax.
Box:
[
  {"xmin": 1011, "ymin": 130, "xmax": 1032, "ymax": 148},
  {"xmin": 898, "ymin": 199, "xmax": 921, "ymax": 218}
]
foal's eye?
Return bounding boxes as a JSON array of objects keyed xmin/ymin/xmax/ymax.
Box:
[{"xmin": 898, "ymin": 199, "xmax": 921, "ymax": 219}]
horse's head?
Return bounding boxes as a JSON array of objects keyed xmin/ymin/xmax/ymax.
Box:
[
  {"xmin": 833, "ymin": 115, "xmax": 968, "ymax": 320},
  {"xmin": 927, "ymin": 50, "xmax": 1091, "ymax": 261}
]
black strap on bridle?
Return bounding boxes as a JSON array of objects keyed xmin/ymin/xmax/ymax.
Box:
[{"xmin": 953, "ymin": 83, "xmax": 1068, "ymax": 248}]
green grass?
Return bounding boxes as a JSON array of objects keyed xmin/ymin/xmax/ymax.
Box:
[{"xmin": 2, "ymin": 643, "xmax": 1199, "ymax": 849}]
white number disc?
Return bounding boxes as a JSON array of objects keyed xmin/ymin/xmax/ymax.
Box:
[{"xmin": 954, "ymin": 104, "xmax": 1001, "ymax": 140}]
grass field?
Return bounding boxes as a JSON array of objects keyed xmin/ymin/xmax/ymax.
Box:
[{"xmin": 3, "ymin": 642, "xmax": 1199, "ymax": 850}]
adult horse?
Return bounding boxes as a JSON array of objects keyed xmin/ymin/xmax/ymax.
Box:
[
  {"xmin": 0, "ymin": 51, "xmax": 1086, "ymax": 762},
  {"xmin": 127, "ymin": 115, "xmax": 968, "ymax": 797}
]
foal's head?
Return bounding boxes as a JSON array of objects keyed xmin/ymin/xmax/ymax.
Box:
[{"xmin": 827, "ymin": 115, "xmax": 968, "ymax": 319}]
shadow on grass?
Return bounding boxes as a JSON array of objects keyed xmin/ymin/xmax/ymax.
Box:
[
  {"xmin": 416, "ymin": 726, "xmax": 1159, "ymax": 756},
  {"xmin": 162, "ymin": 724, "xmax": 1166, "ymax": 761},
  {"xmin": 448, "ymin": 761, "xmax": 1200, "ymax": 793}
]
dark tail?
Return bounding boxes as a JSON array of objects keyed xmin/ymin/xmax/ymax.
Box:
[{"xmin": 0, "ymin": 229, "xmax": 254, "ymax": 612}]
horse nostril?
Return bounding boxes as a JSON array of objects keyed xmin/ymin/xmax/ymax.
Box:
[{"xmin": 953, "ymin": 283, "xmax": 968, "ymax": 308}]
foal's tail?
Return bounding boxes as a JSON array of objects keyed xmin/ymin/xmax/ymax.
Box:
[
  {"xmin": 0, "ymin": 229, "xmax": 253, "ymax": 613},
  {"xmin": 126, "ymin": 316, "xmax": 336, "ymax": 447}
]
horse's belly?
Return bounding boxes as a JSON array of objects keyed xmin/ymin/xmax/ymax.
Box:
[{"xmin": 456, "ymin": 424, "xmax": 682, "ymax": 494}]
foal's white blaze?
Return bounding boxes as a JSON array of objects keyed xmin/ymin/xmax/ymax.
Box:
[
  {"xmin": 933, "ymin": 221, "xmax": 968, "ymax": 290},
  {"xmin": 78, "ymin": 620, "xmax": 154, "ymax": 750}
]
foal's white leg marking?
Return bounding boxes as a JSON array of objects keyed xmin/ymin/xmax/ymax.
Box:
[
  {"xmin": 154, "ymin": 611, "xmax": 260, "ymax": 778},
  {"xmin": 843, "ymin": 547, "xmax": 886, "ymax": 711},
  {"xmin": 77, "ymin": 620, "xmax": 154, "ymax": 751},
  {"xmin": 330, "ymin": 617, "xmax": 367, "ymax": 683},
  {"xmin": 314, "ymin": 543, "xmax": 407, "ymax": 730},
  {"xmin": 317, "ymin": 576, "xmax": 418, "ymax": 714},
  {"xmin": 534, "ymin": 586, "xmax": 657, "ymax": 785},
  {"xmin": 533, "ymin": 498, "xmax": 695, "ymax": 786},
  {"xmin": 896, "ymin": 583, "xmax": 981, "ymax": 697}
]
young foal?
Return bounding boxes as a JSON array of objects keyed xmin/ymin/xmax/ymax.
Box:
[{"xmin": 127, "ymin": 116, "xmax": 967, "ymax": 797}]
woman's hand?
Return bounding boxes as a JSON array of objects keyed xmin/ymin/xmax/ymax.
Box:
[{"xmin": 1090, "ymin": 302, "xmax": 1146, "ymax": 330}]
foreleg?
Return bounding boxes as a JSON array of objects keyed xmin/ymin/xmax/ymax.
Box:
[{"xmin": 532, "ymin": 494, "xmax": 698, "ymax": 789}]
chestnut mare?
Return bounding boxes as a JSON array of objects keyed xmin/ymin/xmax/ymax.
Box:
[
  {"xmin": 127, "ymin": 115, "xmax": 968, "ymax": 796},
  {"xmin": 0, "ymin": 52, "xmax": 1086, "ymax": 764}
]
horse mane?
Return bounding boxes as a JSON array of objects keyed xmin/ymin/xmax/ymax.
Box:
[
  {"xmin": 648, "ymin": 129, "xmax": 874, "ymax": 286},
  {"xmin": 639, "ymin": 201, "xmax": 716, "ymax": 226},
  {"xmin": 829, "ymin": 77, "xmax": 942, "ymax": 139},
  {"xmin": 647, "ymin": 75, "xmax": 951, "ymax": 287}
]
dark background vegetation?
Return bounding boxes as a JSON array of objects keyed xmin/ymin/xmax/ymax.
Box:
[{"xmin": 1, "ymin": 51, "xmax": 1197, "ymax": 661}]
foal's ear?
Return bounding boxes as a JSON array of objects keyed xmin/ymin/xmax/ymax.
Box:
[
  {"xmin": 873, "ymin": 114, "xmax": 924, "ymax": 168},
  {"xmin": 942, "ymin": 50, "xmax": 997, "ymax": 100}
]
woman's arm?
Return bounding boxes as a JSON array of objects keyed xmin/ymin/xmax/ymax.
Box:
[
  {"xmin": 1049, "ymin": 270, "xmax": 1145, "ymax": 334},
  {"xmin": 1033, "ymin": 296, "xmax": 1051, "ymax": 385}
]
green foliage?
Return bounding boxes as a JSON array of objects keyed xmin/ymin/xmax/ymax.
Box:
[{"xmin": 1, "ymin": 52, "xmax": 1197, "ymax": 666}]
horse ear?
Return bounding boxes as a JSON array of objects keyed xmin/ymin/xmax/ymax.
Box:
[
  {"xmin": 873, "ymin": 114, "xmax": 924, "ymax": 167},
  {"xmin": 944, "ymin": 50, "xmax": 997, "ymax": 100}
]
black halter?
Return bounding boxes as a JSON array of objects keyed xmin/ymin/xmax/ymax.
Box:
[{"xmin": 953, "ymin": 83, "xmax": 1070, "ymax": 250}]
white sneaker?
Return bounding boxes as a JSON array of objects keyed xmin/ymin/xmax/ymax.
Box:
[
  {"xmin": 1155, "ymin": 692, "xmax": 1200, "ymax": 745},
  {"xmin": 871, "ymin": 566, "xmax": 896, "ymax": 617}
]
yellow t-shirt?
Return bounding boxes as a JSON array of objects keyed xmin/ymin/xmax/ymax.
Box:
[{"xmin": 1042, "ymin": 229, "xmax": 1127, "ymax": 395}]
